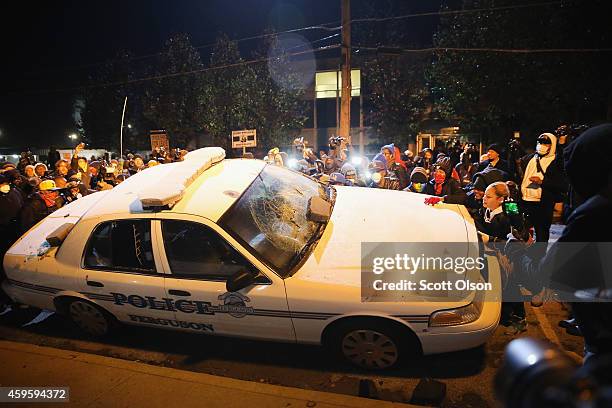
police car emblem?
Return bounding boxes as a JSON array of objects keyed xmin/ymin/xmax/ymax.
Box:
[{"xmin": 217, "ymin": 292, "xmax": 253, "ymax": 318}]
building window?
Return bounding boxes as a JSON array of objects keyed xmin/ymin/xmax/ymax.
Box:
[{"xmin": 315, "ymin": 69, "xmax": 360, "ymax": 99}]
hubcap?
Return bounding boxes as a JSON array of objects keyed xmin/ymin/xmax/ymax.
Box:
[
  {"xmin": 69, "ymin": 301, "xmax": 108, "ymax": 336},
  {"xmin": 341, "ymin": 329, "xmax": 399, "ymax": 369}
]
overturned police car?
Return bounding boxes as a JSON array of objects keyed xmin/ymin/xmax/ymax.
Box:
[{"xmin": 2, "ymin": 147, "xmax": 500, "ymax": 370}]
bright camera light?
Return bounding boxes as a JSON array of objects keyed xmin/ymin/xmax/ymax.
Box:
[
  {"xmin": 351, "ymin": 156, "xmax": 363, "ymax": 166},
  {"xmin": 287, "ymin": 158, "xmax": 298, "ymax": 168}
]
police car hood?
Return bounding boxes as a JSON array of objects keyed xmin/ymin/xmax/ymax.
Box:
[{"xmin": 292, "ymin": 186, "xmax": 473, "ymax": 288}]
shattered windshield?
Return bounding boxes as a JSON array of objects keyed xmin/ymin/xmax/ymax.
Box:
[{"xmin": 220, "ymin": 165, "xmax": 328, "ymax": 277}]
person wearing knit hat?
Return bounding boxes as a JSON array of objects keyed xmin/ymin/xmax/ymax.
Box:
[
  {"xmin": 329, "ymin": 172, "xmax": 348, "ymax": 186},
  {"xmin": 404, "ymin": 167, "xmax": 428, "ymax": 193},
  {"xmin": 477, "ymin": 143, "xmax": 510, "ymax": 175},
  {"xmin": 424, "ymin": 157, "xmax": 466, "ymax": 205}
]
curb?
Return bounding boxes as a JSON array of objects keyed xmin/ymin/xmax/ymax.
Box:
[{"xmin": 0, "ymin": 340, "xmax": 417, "ymax": 407}]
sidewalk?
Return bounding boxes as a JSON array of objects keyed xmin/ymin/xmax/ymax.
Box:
[{"xmin": 0, "ymin": 340, "xmax": 415, "ymax": 407}]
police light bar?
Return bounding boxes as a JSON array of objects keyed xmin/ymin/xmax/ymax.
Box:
[{"xmin": 139, "ymin": 147, "xmax": 225, "ymax": 210}]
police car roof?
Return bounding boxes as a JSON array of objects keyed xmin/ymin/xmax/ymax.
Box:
[{"xmin": 54, "ymin": 156, "xmax": 265, "ymax": 223}]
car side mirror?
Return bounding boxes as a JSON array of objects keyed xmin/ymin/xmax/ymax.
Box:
[
  {"xmin": 226, "ymin": 270, "xmax": 257, "ymax": 293},
  {"xmin": 307, "ymin": 196, "xmax": 331, "ymax": 223}
]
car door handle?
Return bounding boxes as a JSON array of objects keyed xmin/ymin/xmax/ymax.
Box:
[
  {"xmin": 86, "ymin": 280, "xmax": 104, "ymax": 288},
  {"xmin": 168, "ymin": 289, "xmax": 191, "ymax": 296}
]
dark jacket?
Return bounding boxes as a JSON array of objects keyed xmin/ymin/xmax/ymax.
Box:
[
  {"xmin": 0, "ymin": 188, "xmax": 24, "ymax": 252},
  {"xmin": 20, "ymin": 193, "xmax": 63, "ymax": 233},
  {"xmin": 475, "ymin": 210, "xmax": 511, "ymax": 241},
  {"xmin": 424, "ymin": 178, "xmax": 466, "ymax": 204},
  {"xmin": 71, "ymin": 157, "xmax": 92, "ymax": 190},
  {"xmin": 477, "ymin": 158, "xmax": 510, "ymax": 175},
  {"xmin": 47, "ymin": 150, "xmax": 60, "ymax": 169},
  {"xmin": 389, "ymin": 162, "xmax": 409, "ymax": 190}
]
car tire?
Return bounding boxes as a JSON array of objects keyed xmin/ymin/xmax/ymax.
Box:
[
  {"xmin": 67, "ymin": 299, "xmax": 114, "ymax": 337},
  {"xmin": 329, "ymin": 319, "xmax": 414, "ymax": 370}
]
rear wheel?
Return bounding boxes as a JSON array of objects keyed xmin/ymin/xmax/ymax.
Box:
[{"xmin": 68, "ymin": 300, "xmax": 112, "ymax": 337}]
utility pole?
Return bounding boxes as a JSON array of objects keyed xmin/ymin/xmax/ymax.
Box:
[
  {"xmin": 339, "ymin": 0, "xmax": 351, "ymax": 144},
  {"xmin": 120, "ymin": 96, "xmax": 127, "ymax": 160}
]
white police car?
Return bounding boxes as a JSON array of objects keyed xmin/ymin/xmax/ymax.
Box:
[{"xmin": 2, "ymin": 148, "xmax": 500, "ymax": 369}]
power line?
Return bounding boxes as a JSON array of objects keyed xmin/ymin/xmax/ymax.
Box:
[
  {"xmin": 10, "ymin": 44, "xmax": 341, "ymax": 96},
  {"xmin": 23, "ymin": 21, "xmax": 341, "ymax": 77},
  {"xmin": 354, "ymin": 46, "xmax": 612, "ymax": 54},
  {"xmin": 349, "ymin": 1, "xmax": 564, "ymax": 24},
  {"xmin": 19, "ymin": 1, "xmax": 569, "ymax": 77}
]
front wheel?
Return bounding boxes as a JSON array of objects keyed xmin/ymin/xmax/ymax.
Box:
[
  {"xmin": 329, "ymin": 320, "xmax": 416, "ymax": 370},
  {"xmin": 68, "ymin": 300, "xmax": 113, "ymax": 337},
  {"xmin": 340, "ymin": 328, "xmax": 400, "ymax": 369}
]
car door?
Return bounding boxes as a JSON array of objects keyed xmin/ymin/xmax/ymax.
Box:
[
  {"xmin": 79, "ymin": 218, "xmax": 170, "ymax": 325},
  {"xmin": 154, "ymin": 216, "xmax": 295, "ymax": 341}
]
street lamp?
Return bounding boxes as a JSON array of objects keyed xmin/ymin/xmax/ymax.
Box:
[{"xmin": 69, "ymin": 133, "xmax": 78, "ymax": 140}]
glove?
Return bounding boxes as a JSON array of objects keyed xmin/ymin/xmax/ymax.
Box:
[{"xmin": 424, "ymin": 196, "xmax": 442, "ymax": 206}]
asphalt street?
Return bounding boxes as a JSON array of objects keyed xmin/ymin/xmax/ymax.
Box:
[{"xmin": 0, "ymin": 298, "xmax": 583, "ymax": 407}]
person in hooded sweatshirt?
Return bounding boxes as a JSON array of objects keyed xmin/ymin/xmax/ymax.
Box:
[
  {"xmin": 510, "ymin": 123, "xmax": 612, "ymax": 360},
  {"xmin": 424, "ymin": 157, "xmax": 466, "ymax": 205},
  {"xmin": 519, "ymin": 133, "xmax": 565, "ymax": 244},
  {"xmin": 34, "ymin": 162, "xmax": 48, "ymax": 179},
  {"xmin": 380, "ymin": 144, "xmax": 409, "ymax": 190}
]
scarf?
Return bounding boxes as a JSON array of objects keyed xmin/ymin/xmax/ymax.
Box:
[{"xmin": 40, "ymin": 192, "xmax": 58, "ymax": 208}]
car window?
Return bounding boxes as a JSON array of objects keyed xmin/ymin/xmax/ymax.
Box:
[
  {"xmin": 161, "ymin": 220, "xmax": 254, "ymax": 281},
  {"xmin": 219, "ymin": 165, "xmax": 327, "ymax": 277},
  {"xmin": 83, "ymin": 220, "xmax": 156, "ymax": 273}
]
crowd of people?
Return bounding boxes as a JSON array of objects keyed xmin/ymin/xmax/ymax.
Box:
[
  {"xmin": 0, "ymin": 143, "xmax": 188, "ymax": 254},
  {"xmin": 265, "ymin": 124, "xmax": 605, "ymax": 341},
  {"xmin": 1, "ymin": 123, "xmax": 611, "ymax": 359}
]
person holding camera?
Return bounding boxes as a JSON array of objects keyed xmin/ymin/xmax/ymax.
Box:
[
  {"xmin": 519, "ymin": 133, "xmax": 564, "ymax": 244},
  {"xmin": 69, "ymin": 142, "xmax": 93, "ymax": 190}
]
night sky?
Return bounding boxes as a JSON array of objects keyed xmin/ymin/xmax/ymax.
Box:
[{"xmin": 0, "ymin": 0, "xmax": 441, "ymax": 150}]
